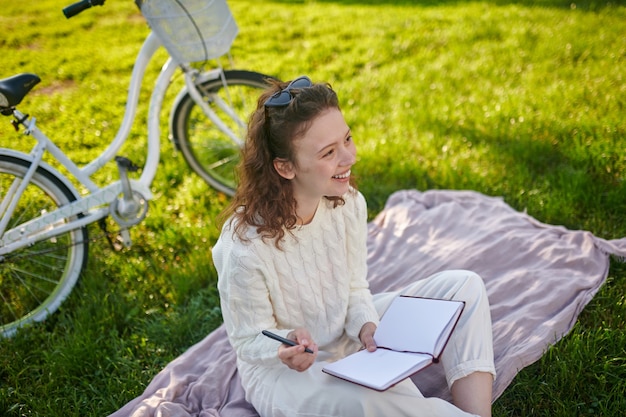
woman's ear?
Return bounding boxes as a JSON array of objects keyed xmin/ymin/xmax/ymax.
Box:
[{"xmin": 273, "ymin": 158, "xmax": 295, "ymax": 180}]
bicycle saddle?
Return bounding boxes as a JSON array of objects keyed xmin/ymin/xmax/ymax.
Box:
[{"xmin": 0, "ymin": 73, "xmax": 41, "ymax": 111}]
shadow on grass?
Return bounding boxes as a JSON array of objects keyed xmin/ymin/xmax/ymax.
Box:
[{"xmin": 359, "ymin": 115, "xmax": 626, "ymax": 236}]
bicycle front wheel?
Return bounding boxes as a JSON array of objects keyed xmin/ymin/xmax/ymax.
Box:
[
  {"xmin": 0, "ymin": 155, "xmax": 88, "ymax": 337},
  {"xmin": 171, "ymin": 70, "xmax": 274, "ymax": 196}
]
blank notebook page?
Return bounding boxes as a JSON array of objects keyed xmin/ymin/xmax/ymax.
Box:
[
  {"xmin": 322, "ymin": 348, "xmax": 432, "ymax": 391},
  {"xmin": 373, "ymin": 296, "xmax": 463, "ymax": 354}
]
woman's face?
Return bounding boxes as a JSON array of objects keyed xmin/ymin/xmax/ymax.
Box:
[{"xmin": 274, "ymin": 107, "xmax": 356, "ymax": 206}]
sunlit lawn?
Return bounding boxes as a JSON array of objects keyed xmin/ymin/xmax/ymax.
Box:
[{"xmin": 1, "ymin": 0, "xmax": 625, "ymax": 416}]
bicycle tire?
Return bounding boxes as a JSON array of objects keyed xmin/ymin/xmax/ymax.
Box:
[
  {"xmin": 0, "ymin": 155, "xmax": 88, "ymax": 338},
  {"xmin": 171, "ymin": 70, "xmax": 274, "ymax": 196}
]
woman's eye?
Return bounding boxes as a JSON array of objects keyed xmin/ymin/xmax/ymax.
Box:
[{"xmin": 324, "ymin": 149, "xmax": 335, "ymax": 157}]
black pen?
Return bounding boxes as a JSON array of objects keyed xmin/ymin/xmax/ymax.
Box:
[{"xmin": 262, "ymin": 330, "xmax": 314, "ymax": 354}]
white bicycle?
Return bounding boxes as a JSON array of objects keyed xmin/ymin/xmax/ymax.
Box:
[{"xmin": 0, "ymin": 0, "xmax": 273, "ymax": 337}]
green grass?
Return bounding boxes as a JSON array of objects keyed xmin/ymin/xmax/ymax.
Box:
[{"xmin": 1, "ymin": 0, "xmax": 625, "ymax": 415}]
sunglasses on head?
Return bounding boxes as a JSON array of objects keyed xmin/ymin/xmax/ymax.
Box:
[{"xmin": 264, "ymin": 76, "xmax": 313, "ymax": 108}]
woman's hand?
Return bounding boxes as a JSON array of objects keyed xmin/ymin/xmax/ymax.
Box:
[
  {"xmin": 277, "ymin": 327, "xmax": 318, "ymax": 372},
  {"xmin": 359, "ymin": 322, "xmax": 377, "ymax": 352}
]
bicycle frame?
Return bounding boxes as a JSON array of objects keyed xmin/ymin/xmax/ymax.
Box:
[
  {"xmin": 180, "ymin": 70, "xmax": 246, "ymax": 148},
  {"xmin": 0, "ymin": 32, "xmax": 201, "ymax": 255},
  {"xmin": 0, "ymin": 0, "xmax": 271, "ymax": 338}
]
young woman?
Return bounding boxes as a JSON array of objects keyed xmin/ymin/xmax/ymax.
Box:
[{"xmin": 213, "ymin": 76, "xmax": 496, "ymax": 417}]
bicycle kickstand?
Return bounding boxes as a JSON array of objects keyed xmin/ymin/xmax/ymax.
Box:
[{"xmin": 98, "ymin": 218, "xmax": 126, "ymax": 252}]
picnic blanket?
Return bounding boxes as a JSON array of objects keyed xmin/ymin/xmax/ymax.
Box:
[{"xmin": 109, "ymin": 189, "xmax": 626, "ymax": 417}]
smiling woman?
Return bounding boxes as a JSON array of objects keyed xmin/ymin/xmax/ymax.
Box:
[
  {"xmin": 211, "ymin": 76, "xmax": 496, "ymax": 417},
  {"xmin": 1, "ymin": 1, "xmax": 626, "ymax": 416}
]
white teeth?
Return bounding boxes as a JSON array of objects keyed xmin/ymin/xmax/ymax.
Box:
[{"xmin": 333, "ymin": 170, "xmax": 351, "ymax": 179}]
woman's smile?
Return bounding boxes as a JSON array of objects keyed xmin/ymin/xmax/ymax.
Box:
[{"xmin": 332, "ymin": 169, "xmax": 351, "ymax": 181}]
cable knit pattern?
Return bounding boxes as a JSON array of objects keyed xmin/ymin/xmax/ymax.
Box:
[{"xmin": 213, "ymin": 190, "xmax": 380, "ymax": 378}]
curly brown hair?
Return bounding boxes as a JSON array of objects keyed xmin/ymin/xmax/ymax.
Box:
[{"xmin": 220, "ymin": 77, "xmax": 356, "ymax": 248}]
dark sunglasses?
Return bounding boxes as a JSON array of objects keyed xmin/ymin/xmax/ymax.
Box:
[{"xmin": 264, "ymin": 76, "xmax": 313, "ymax": 108}]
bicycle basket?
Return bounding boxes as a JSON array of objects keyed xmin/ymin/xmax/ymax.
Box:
[{"xmin": 137, "ymin": 0, "xmax": 238, "ymax": 63}]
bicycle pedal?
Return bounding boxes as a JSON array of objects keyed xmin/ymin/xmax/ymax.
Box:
[{"xmin": 115, "ymin": 156, "xmax": 140, "ymax": 172}]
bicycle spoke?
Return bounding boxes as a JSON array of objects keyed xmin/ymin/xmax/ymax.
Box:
[
  {"xmin": 1, "ymin": 237, "xmax": 81, "ymax": 262},
  {"xmin": 0, "ymin": 291, "xmax": 19, "ymax": 322},
  {"xmin": 0, "ymin": 156, "xmax": 88, "ymax": 335},
  {"xmin": 10, "ymin": 268, "xmax": 49, "ymax": 300},
  {"xmin": 206, "ymin": 154, "xmax": 238, "ymax": 170},
  {"xmin": 10, "ymin": 264, "xmax": 64, "ymax": 285},
  {"xmin": 173, "ymin": 71, "xmax": 273, "ymax": 196}
]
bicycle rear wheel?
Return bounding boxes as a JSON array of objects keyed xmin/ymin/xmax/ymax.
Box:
[
  {"xmin": 170, "ymin": 70, "xmax": 274, "ymax": 196},
  {"xmin": 0, "ymin": 155, "xmax": 88, "ymax": 337}
]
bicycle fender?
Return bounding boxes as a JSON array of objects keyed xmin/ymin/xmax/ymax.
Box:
[{"xmin": 0, "ymin": 148, "xmax": 81, "ymax": 200}]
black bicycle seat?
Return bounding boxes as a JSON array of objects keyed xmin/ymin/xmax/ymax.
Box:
[{"xmin": 0, "ymin": 73, "xmax": 41, "ymax": 109}]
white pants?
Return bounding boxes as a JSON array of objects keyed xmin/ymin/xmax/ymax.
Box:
[{"xmin": 251, "ymin": 270, "xmax": 496, "ymax": 417}]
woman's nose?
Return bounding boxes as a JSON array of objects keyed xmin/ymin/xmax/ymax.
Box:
[{"xmin": 341, "ymin": 143, "xmax": 357, "ymax": 166}]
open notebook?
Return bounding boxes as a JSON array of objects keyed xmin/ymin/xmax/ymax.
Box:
[{"xmin": 322, "ymin": 295, "xmax": 464, "ymax": 391}]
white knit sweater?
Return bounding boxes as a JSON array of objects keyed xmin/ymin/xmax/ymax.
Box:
[{"xmin": 213, "ymin": 190, "xmax": 380, "ymax": 377}]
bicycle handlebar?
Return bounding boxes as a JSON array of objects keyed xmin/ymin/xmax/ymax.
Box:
[{"xmin": 63, "ymin": 0, "xmax": 106, "ymax": 19}]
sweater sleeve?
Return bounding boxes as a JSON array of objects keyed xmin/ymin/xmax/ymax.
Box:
[
  {"xmin": 213, "ymin": 226, "xmax": 288, "ymax": 368},
  {"xmin": 343, "ymin": 191, "xmax": 380, "ymax": 340}
]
